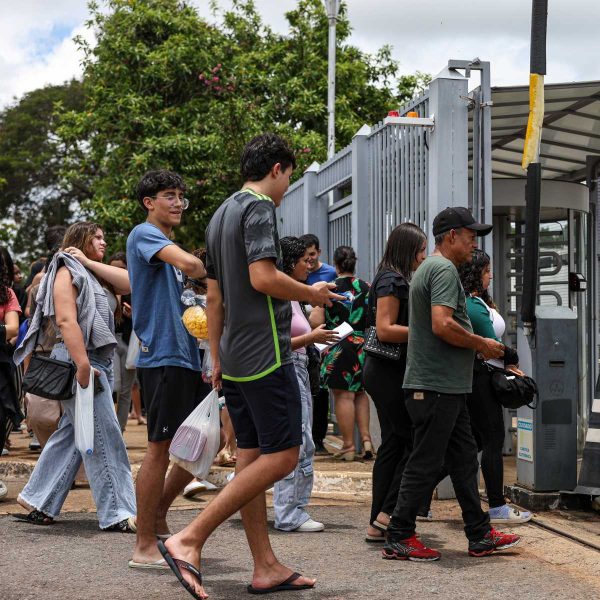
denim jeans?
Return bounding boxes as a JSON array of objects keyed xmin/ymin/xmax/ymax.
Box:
[
  {"xmin": 113, "ymin": 333, "xmax": 136, "ymax": 431},
  {"xmin": 19, "ymin": 344, "xmax": 136, "ymax": 528},
  {"xmin": 273, "ymin": 352, "xmax": 315, "ymax": 530}
]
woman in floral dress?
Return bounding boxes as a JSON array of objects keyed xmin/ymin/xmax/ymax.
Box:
[{"xmin": 309, "ymin": 246, "xmax": 372, "ymax": 461}]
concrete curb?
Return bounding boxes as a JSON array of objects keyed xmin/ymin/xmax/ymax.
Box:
[{"xmin": 0, "ymin": 460, "xmax": 373, "ymax": 500}]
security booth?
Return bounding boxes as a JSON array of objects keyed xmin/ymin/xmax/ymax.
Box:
[
  {"xmin": 482, "ymin": 80, "xmax": 600, "ymax": 502},
  {"xmin": 278, "ymin": 61, "xmax": 600, "ymax": 502},
  {"xmin": 491, "ymin": 179, "xmax": 589, "ymax": 495}
]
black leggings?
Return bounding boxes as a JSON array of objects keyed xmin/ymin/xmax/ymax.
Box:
[
  {"xmin": 312, "ymin": 387, "xmax": 329, "ymax": 445},
  {"xmin": 467, "ymin": 364, "xmax": 506, "ymax": 508},
  {"xmin": 363, "ymin": 356, "xmax": 412, "ymax": 524}
]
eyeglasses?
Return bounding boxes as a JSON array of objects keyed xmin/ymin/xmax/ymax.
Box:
[{"xmin": 150, "ymin": 194, "xmax": 190, "ymax": 210}]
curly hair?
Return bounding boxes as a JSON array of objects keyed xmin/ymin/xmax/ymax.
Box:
[
  {"xmin": 0, "ymin": 247, "xmax": 14, "ymax": 307},
  {"xmin": 280, "ymin": 236, "xmax": 307, "ymax": 277},
  {"xmin": 458, "ymin": 249, "xmax": 496, "ymax": 308},
  {"xmin": 333, "ymin": 245, "xmax": 357, "ymax": 274}
]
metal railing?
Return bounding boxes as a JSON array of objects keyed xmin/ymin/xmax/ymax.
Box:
[{"xmin": 277, "ymin": 59, "xmax": 486, "ymax": 281}]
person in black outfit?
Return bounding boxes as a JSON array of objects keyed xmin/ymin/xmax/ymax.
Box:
[{"xmin": 362, "ymin": 223, "xmax": 427, "ymax": 542}]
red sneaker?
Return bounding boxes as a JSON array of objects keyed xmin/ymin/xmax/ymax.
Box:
[
  {"xmin": 468, "ymin": 527, "xmax": 521, "ymax": 557},
  {"xmin": 382, "ymin": 535, "xmax": 441, "ymax": 562}
]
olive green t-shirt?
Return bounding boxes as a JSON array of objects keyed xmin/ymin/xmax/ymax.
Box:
[{"xmin": 403, "ymin": 255, "xmax": 475, "ymax": 394}]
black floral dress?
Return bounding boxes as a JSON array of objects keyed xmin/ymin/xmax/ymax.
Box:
[{"xmin": 320, "ymin": 276, "xmax": 370, "ymax": 392}]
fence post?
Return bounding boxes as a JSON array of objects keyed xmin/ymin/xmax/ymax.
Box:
[
  {"xmin": 427, "ymin": 65, "xmax": 469, "ymax": 242},
  {"xmin": 351, "ymin": 125, "xmax": 371, "ymax": 280},
  {"xmin": 302, "ymin": 161, "xmax": 328, "ymax": 259},
  {"xmin": 427, "ymin": 66, "xmax": 469, "ymax": 499}
]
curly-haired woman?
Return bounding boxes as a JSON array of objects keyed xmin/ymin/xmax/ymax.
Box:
[
  {"xmin": 273, "ymin": 236, "xmax": 339, "ymax": 532},
  {"xmin": 459, "ymin": 250, "xmax": 531, "ymax": 525}
]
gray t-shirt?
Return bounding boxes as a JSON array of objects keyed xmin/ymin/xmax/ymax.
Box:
[
  {"xmin": 205, "ymin": 189, "xmax": 292, "ymax": 381},
  {"xmin": 403, "ymin": 255, "xmax": 475, "ymax": 394}
]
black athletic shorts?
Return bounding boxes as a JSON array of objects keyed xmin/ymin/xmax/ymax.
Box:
[
  {"xmin": 222, "ymin": 363, "xmax": 302, "ymax": 454},
  {"xmin": 138, "ymin": 365, "xmax": 202, "ymax": 442}
]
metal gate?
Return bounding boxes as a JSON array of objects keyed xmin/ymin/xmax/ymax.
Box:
[{"xmin": 277, "ymin": 59, "xmax": 491, "ymax": 279}]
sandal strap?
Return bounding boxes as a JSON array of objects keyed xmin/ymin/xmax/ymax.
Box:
[
  {"xmin": 174, "ymin": 559, "xmax": 202, "ymax": 584},
  {"xmin": 280, "ymin": 572, "xmax": 301, "ymax": 586}
]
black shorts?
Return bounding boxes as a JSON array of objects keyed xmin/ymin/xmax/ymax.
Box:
[
  {"xmin": 222, "ymin": 363, "xmax": 302, "ymax": 454},
  {"xmin": 138, "ymin": 366, "xmax": 202, "ymax": 442}
]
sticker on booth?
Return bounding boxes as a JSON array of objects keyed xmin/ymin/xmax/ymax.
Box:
[{"xmin": 517, "ymin": 418, "xmax": 534, "ymax": 462}]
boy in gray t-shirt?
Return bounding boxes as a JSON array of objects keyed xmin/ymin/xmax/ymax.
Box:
[
  {"xmin": 158, "ymin": 134, "xmax": 341, "ymax": 598},
  {"xmin": 384, "ymin": 207, "xmax": 521, "ymax": 563}
]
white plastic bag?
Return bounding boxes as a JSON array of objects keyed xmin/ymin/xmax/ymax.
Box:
[
  {"xmin": 125, "ymin": 331, "xmax": 140, "ymax": 370},
  {"xmin": 169, "ymin": 389, "xmax": 221, "ymax": 479},
  {"xmin": 74, "ymin": 370, "xmax": 95, "ymax": 456}
]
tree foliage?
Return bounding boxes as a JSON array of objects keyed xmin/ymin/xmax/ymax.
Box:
[
  {"xmin": 0, "ymin": 80, "xmax": 85, "ymax": 257},
  {"xmin": 1, "ymin": 0, "xmax": 431, "ymax": 257},
  {"xmin": 57, "ymin": 0, "xmax": 430, "ymax": 252}
]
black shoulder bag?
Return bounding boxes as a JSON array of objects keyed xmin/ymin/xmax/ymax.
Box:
[
  {"xmin": 22, "ymin": 322, "xmax": 76, "ymax": 400},
  {"xmin": 480, "ymin": 361, "xmax": 538, "ymax": 410},
  {"xmin": 363, "ymin": 272, "xmax": 404, "ymax": 362}
]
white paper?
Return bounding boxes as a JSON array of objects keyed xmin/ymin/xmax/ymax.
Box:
[{"xmin": 315, "ymin": 321, "xmax": 354, "ymax": 353}]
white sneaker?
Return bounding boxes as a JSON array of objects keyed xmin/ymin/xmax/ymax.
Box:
[
  {"xmin": 416, "ymin": 510, "xmax": 433, "ymax": 521},
  {"xmin": 183, "ymin": 481, "xmax": 207, "ymax": 498},
  {"xmin": 198, "ymin": 479, "xmax": 217, "ymax": 490},
  {"xmin": 295, "ymin": 518, "xmax": 325, "ymax": 532},
  {"xmin": 1, "ymin": 448, "xmax": 9, "ymax": 456},
  {"xmin": 489, "ymin": 504, "xmax": 532, "ymax": 524},
  {"xmin": 0, "ymin": 481, "xmax": 7, "ymax": 501}
]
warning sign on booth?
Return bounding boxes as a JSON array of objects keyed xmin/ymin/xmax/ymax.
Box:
[{"xmin": 517, "ymin": 418, "xmax": 533, "ymax": 462}]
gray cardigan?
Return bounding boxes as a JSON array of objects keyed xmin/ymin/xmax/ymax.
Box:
[{"xmin": 14, "ymin": 252, "xmax": 116, "ymax": 365}]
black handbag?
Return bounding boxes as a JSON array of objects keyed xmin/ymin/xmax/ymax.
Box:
[
  {"xmin": 363, "ymin": 271, "xmax": 404, "ymax": 361},
  {"xmin": 363, "ymin": 326, "xmax": 404, "ymax": 361},
  {"xmin": 489, "ymin": 366, "xmax": 538, "ymax": 410},
  {"xmin": 22, "ymin": 324, "xmax": 76, "ymax": 401}
]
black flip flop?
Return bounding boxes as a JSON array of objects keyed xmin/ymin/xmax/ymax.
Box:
[
  {"xmin": 247, "ymin": 572, "xmax": 315, "ymax": 595},
  {"xmin": 12, "ymin": 510, "xmax": 55, "ymax": 525},
  {"xmin": 158, "ymin": 540, "xmax": 204, "ymax": 600}
]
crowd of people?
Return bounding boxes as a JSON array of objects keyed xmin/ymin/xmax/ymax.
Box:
[{"xmin": 0, "ymin": 132, "xmax": 530, "ymax": 599}]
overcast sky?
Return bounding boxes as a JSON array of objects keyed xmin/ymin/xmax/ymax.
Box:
[{"xmin": 1, "ymin": 0, "xmax": 599, "ymax": 109}]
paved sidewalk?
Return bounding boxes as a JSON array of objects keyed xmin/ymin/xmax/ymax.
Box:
[{"xmin": 2, "ymin": 504, "xmax": 599, "ymax": 600}]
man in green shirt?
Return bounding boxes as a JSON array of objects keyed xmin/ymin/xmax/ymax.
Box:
[{"xmin": 383, "ymin": 207, "xmax": 522, "ymax": 561}]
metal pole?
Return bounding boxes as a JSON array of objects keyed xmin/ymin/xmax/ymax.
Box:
[{"xmin": 325, "ymin": 0, "xmax": 339, "ymax": 159}]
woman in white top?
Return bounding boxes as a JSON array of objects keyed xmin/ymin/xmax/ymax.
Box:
[{"xmin": 459, "ymin": 250, "xmax": 531, "ymax": 525}]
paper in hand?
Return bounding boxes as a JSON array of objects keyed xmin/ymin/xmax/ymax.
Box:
[{"xmin": 314, "ymin": 321, "xmax": 354, "ymax": 353}]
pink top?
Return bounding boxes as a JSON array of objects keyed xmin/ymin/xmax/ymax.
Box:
[
  {"xmin": 290, "ymin": 300, "xmax": 311, "ymax": 354},
  {"xmin": 0, "ymin": 288, "xmax": 21, "ymax": 323}
]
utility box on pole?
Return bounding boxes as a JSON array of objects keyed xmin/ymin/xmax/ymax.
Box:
[{"xmin": 516, "ymin": 306, "xmax": 578, "ymax": 492}]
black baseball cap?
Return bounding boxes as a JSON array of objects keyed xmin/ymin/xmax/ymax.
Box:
[{"xmin": 432, "ymin": 207, "xmax": 492, "ymax": 237}]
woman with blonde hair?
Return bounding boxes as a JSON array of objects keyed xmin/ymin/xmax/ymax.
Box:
[{"xmin": 13, "ymin": 222, "xmax": 136, "ymax": 530}]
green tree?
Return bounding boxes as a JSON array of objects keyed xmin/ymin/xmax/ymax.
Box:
[
  {"xmin": 0, "ymin": 80, "xmax": 86, "ymax": 258},
  {"xmin": 57, "ymin": 0, "xmax": 431, "ymax": 251}
]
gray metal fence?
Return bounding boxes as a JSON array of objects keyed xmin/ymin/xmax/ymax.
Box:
[
  {"xmin": 368, "ymin": 117, "xmax": 430, "ymax": 274},
  {"xmin": 277, "ymin": 59, "xmax": 490, "ymax": 281},
  {"xmin": 277, "ymin": 178, "xmax": 305, "ymax": 238}
]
